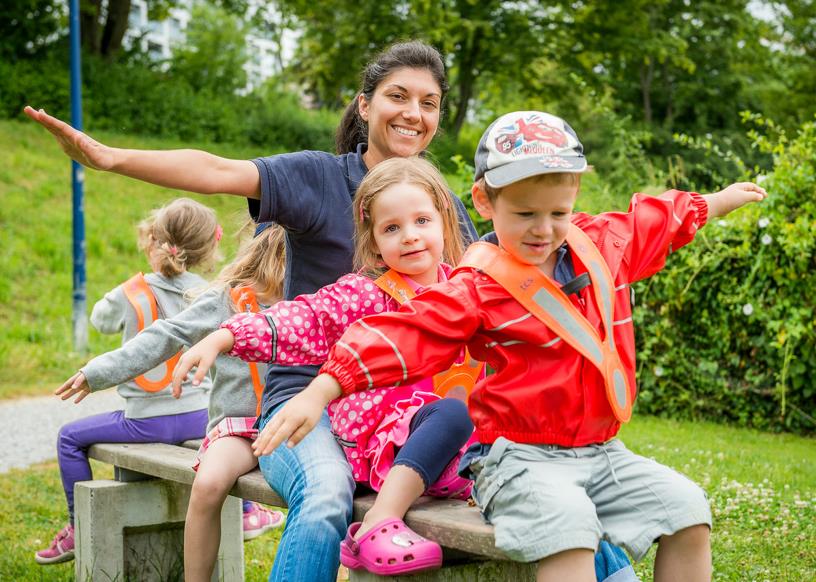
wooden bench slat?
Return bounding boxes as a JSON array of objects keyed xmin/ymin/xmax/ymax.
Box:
[{"xmin": 88, "ymin": 442, "xmax": 502, "ymax": 559}]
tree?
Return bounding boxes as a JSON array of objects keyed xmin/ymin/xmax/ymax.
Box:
[
  {"xmin": 169, "ymin": 2, "xmax": 248, "ymax": 93},
  {"xmin": 0, "ymin": 0, "xmax": 64, "ymax": 61},
  {"xmin": 276, "ymin": 0, "xmax": 562, "ymax": 139}
]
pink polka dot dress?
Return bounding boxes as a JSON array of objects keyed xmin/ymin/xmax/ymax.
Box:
[{"xmin": 223, "ymin": 268, "xmax": 455, "ymax": 490}]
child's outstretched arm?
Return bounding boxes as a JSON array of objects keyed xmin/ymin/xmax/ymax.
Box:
[
  {"xmin": 251, "ymin": 373, "xmax": 342, "ymax": 456},
  {"xmin": 23, "ymin": 106, "xmax": 260, "ymax": 198},
  {"xmin": 171, "ymin": 328, "xmax": 235, "ymax": 397},
  {"xmin": 702, "ymin": 181, "xmax": 767, "ymax": 218}
]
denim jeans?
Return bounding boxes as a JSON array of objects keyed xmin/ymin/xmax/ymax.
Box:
[{"xmin": 258, "ymin": 403, "xmax": 355, "ymax": 582}]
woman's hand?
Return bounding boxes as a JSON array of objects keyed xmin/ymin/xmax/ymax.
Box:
[
  {"xmin": 171, "ymin": 328, "xmax": 235, "ymax": 397},
  {"xmin": 56, "ymin": 372, "xmax": 92, "ymax": 404},
  {"xmin": 24, "ymin": 106, "xmax": 116, "ymax": 171},
  {"xmin": 251, "ymin": 374, "xmax": 343, "ymax": 456}
]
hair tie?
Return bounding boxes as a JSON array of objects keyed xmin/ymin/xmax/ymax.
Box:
[
  {"xmin": 169, "ymin": 245, "xmax": 178, "ymax": 256},
  {"xmin": 214, "ymin": 224, "xmax": 223, "ymax": 242}
]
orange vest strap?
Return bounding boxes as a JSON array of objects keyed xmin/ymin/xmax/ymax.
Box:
[
  {"xmin": 373, "ymin": 270, "xmax": 484, "ymax": 403},
  {"xmin": 230, "ymin": 286, "xmax": 265, "ymax": 416},
  {"xmin": 456, "ymin": 227, "xmax": 633, "ymax": 422},
  {"xmin": 121, "ymin": 273, "xmax": 182, "ymax": 393}
]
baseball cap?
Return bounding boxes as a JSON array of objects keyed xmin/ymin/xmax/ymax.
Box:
[{"xmin": 474, "ymin": 111, "xmax": 587, "ymax": 188}]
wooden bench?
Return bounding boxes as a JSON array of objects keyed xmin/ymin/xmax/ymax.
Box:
[{"xmin": 78, "ymin": 441, "xmax": 536, "ymax": 581}]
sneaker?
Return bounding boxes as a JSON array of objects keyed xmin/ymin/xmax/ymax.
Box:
[
  {"xmin": 35, "ymin": 524, "xmax": 75, "ymax": 565},
  {"xmin": 242, "ymin": 502, "xmax": 285, "ymax": 541}
]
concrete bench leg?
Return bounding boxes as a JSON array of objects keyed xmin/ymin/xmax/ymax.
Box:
[
  {"xmin": 348, "ymin": 559, "xmax": 537, "ymax": 581},
  {"xmin": 74, "ymin": 479, "xmax": 243, "ymax": 582}
]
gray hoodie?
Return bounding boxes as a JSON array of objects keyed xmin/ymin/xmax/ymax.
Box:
[
  {"xmin": 84, "ymin": 271, "xmax": 211, "ymax": 419},
  {"xmin": 83, "ymin": 287, "xmax": 265, "ymax": 431}
]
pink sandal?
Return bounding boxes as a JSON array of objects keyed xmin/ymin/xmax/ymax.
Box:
[
  {"xmin": 340, "ymin": 518, "xmax": 443, "ymax": 576},
  {"xmin": 425, "ymin": 454, "xmax": 473, "ymax": 500}
]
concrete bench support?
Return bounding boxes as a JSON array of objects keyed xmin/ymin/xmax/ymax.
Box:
[{"xmin": 74, "ymin": 478, "xmax": 243, "ymax": 582}]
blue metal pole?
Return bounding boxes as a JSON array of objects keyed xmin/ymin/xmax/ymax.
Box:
[{"xmin": 69, "ymin": 0, "xmax": 87, "ymax": 352}]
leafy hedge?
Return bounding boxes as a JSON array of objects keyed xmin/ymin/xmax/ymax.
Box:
[{"xmin": 634, "ymin": 117, "xmax": 816, "ymax": 434}]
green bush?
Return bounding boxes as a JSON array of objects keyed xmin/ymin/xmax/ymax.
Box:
[{"xmin": 634, "ymin": 116, "xmax": 816, "ymax": 434}]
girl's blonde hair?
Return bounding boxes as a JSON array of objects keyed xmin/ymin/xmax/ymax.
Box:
[
  {"xmin": 353, "ymin": 157, "xmax": 465, "ymax": 278},
  {"xmin": 195, "ymin": 220, "xmax": 287, "ymax": 310},
  {"xmin": 138, "ymin": 198, "xmax": 221, "ymax": 277}
]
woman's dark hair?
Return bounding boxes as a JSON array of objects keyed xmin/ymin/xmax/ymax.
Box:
[{"xmin": 335, "ymin": 41, "xmax": 449, "ymax": 155}]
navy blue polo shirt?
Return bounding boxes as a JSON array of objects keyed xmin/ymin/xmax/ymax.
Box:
[{"xmin": 250, "ymin": 144, "xmax": 478, "ymax": 415}]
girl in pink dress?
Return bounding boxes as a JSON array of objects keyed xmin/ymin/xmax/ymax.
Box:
[{"xmin": 175, "ymin": 157, "xmax": 478, "ymax": 576}]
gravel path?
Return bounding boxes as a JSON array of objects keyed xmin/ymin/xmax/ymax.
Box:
[{"xmin": 0, "ymin": 391, "xmax": 124, "ymax": 473}]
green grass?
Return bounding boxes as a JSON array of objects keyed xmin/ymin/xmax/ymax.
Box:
[
  {"xmin": 1, "ymin": 417, "xmax": 812, "ymax": 580},
  {"xmin": 0, "ymin": 460, "xmax": 284, "ymax": 581},
  {"xmin": 0, "ymin": 119, "xmax": 285, "ymax": 398}
]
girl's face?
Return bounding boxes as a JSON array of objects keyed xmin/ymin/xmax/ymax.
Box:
[
  {"xmin": 359, "ymin": 67, "xmax": 442, "ymax": 168},
  {"xmin": 369, "ymin": 182, "xmax": 445, "ymax": 286}
]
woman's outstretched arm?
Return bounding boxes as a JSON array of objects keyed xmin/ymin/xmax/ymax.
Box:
[{"xmin": 24, "ymin": 106, "xmax": 261, "ymax": 198}]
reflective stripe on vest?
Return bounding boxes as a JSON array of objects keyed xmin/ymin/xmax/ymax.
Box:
[
  {"xmin": 229, "ymin": 287, "xmax": 265, "ymax": 416},
  {"xmin": 455, "ymin": 225, "xmax": 633, "ymax": 423},
  {"xmin": 121, "ymin": 273, "xmax": 182, "ymax": 393},
  {"xmin": 373, "ymin": 270, "xmax": 484, "ymax": 403}
]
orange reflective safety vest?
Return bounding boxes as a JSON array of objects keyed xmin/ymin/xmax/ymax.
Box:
[
  {"xmin": 122, "ymin": 273, "xmax": 182, "ymax": 393},
  {"xmin": 456, "ymin": 224, "xmax": 633, "ymax": 423},
  {"xmin": 229, "ymin": 287, "xmax": 265, "ymax": 416},
  {"xmin": 373, "ymin": 269, "xmax": 484, "ymax": 402}
]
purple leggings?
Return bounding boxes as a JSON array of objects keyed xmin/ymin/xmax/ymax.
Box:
[{"xmin": 57, "ymin": 409, "xmax": 207, "ymax": 523}]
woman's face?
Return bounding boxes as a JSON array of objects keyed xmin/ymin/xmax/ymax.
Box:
[{"xmin": 359, "ymin": 67, "xmax": 442, "ymax": 168}]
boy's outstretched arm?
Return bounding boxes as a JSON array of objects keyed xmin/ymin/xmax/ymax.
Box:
[
  {"xmin": 23, "ymin": 106, "xmax": 260, "ymax": 198},
  {"xmin": 251, "ymin": 374, "xmax": 342, "ymax": 456},
  {"xmin": 702, "ymin": 182, "xmax": 767, "ymax": 218}
]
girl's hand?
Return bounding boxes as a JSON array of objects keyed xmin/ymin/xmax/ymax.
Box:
[
  {"xmin": 171, "ymin": 329, "xmax": 235, "ymax": 397},
  {"xmin": 24, "ymin": 106, "xmax": 116, "ymax": 171},
  {"xmin": 56, "ymin": 372, "xmax": 91, "ymax": 404},
  {"xmin": 703, "ymin": 182, "xmax": 768, "ymax": 218},
  {"xmin": 252, "ymin": 374, "xmax": 343, "ymax": 456}
]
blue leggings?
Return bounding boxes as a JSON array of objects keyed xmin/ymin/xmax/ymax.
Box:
[{"xmin": 393, "ymin": 398, "xmax": 473, "ymax": 488}]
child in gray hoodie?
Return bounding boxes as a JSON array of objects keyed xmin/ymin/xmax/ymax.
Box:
[
  {"xmin": 36, "ymin": 198, "xmax": 220, "ymax": 566},
  {"xmin": 51, "ymin": 222, "xmax": 286, "ymax": 582}
]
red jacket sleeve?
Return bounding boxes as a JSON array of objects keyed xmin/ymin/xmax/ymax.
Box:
[
  {"xmin": 320, "ymin": 276, "xmax": 483, "ymax": 395},
  {"xmin": 575, "ymin": 190, "xmax": 708, "ymax": 284}
]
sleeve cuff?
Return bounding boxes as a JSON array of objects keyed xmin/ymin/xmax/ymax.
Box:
[{"xmin": 222, "ymin": 313, "xmax": 275, "ymax": 363}]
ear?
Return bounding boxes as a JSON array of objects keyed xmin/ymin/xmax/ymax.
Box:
[
  {"xmin": 357, "ymin": 93, "xmax": 369, "ymax": 122},
  {"xmin": 471, "ymin": 183, "xmax": 494, "ymax": 220}
]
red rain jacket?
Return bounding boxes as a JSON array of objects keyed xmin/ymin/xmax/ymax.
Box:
[{"xmin": 322, "ymin": 191, "xmax": 708, "ymax": 447}]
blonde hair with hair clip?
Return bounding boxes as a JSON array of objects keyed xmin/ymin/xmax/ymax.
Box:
[
  {"xmin": 190, "ymin": 220, "xmax": 287, "ymax": 310},
  {"xmin": 353, "ymin": 157, "xmax": 464, "ymax": 278},
  {"xmin": 138, "ymin": 198, "xmax": 222, "ymax": 277}
]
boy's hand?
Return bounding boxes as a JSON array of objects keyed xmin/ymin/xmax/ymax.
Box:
[
  {"xmin": 24, "ymin": 106, "xmax": 116, "ymax": 171},
  {"xmin": 251, "ymin": 374, "xmax": 342, "ymax": 456},
  {"xmin": 56, "ymin": 372, "xmax": 91, "ymax": 404},
  {"xmin": 171, "ymin": 328, "xmax": 235, "ymax": 397},
  {"xmin": 703, "ymin": 182, "xmax": 768, "ymax": 218}
]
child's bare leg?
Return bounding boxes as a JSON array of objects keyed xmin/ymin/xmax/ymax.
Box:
[
  {"xmin": 654, "ymin": 524, "xmax": 711, "ymax": 582},
  {"xmin": 185, "ymin": 436, "xmax": 257, "ymax": 582},
  {"xmin": 536, "ymin": 549, "xmax": 595, "ymax": 582},
  {"xmin": 355, "ymin": 465, "xmax": 425, "ymax": 539}
]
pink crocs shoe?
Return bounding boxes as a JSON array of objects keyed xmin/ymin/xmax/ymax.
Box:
[
  {"xmin": 35, "ymin": 524, "xmax": 75, "ymax": 565},
  {"xmin": 425, "ymin": 454, "xmax": 473, "ymax": 500},
  {"xmin": 340, "ymin": 518, "xmax": 442, "ymax": 576},
  {"xmin": 243, "ymin": 502, "xmax": 285, "ymax": 541}
]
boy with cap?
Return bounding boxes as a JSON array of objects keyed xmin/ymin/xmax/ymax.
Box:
[{"xmin": 254, "ymin": 111, "xmax": 767, "ymax": 580}]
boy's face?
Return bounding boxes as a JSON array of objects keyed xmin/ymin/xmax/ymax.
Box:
[{"xmin": 472, "ymin": 178, "xmax": 578, "ymax": 269}]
